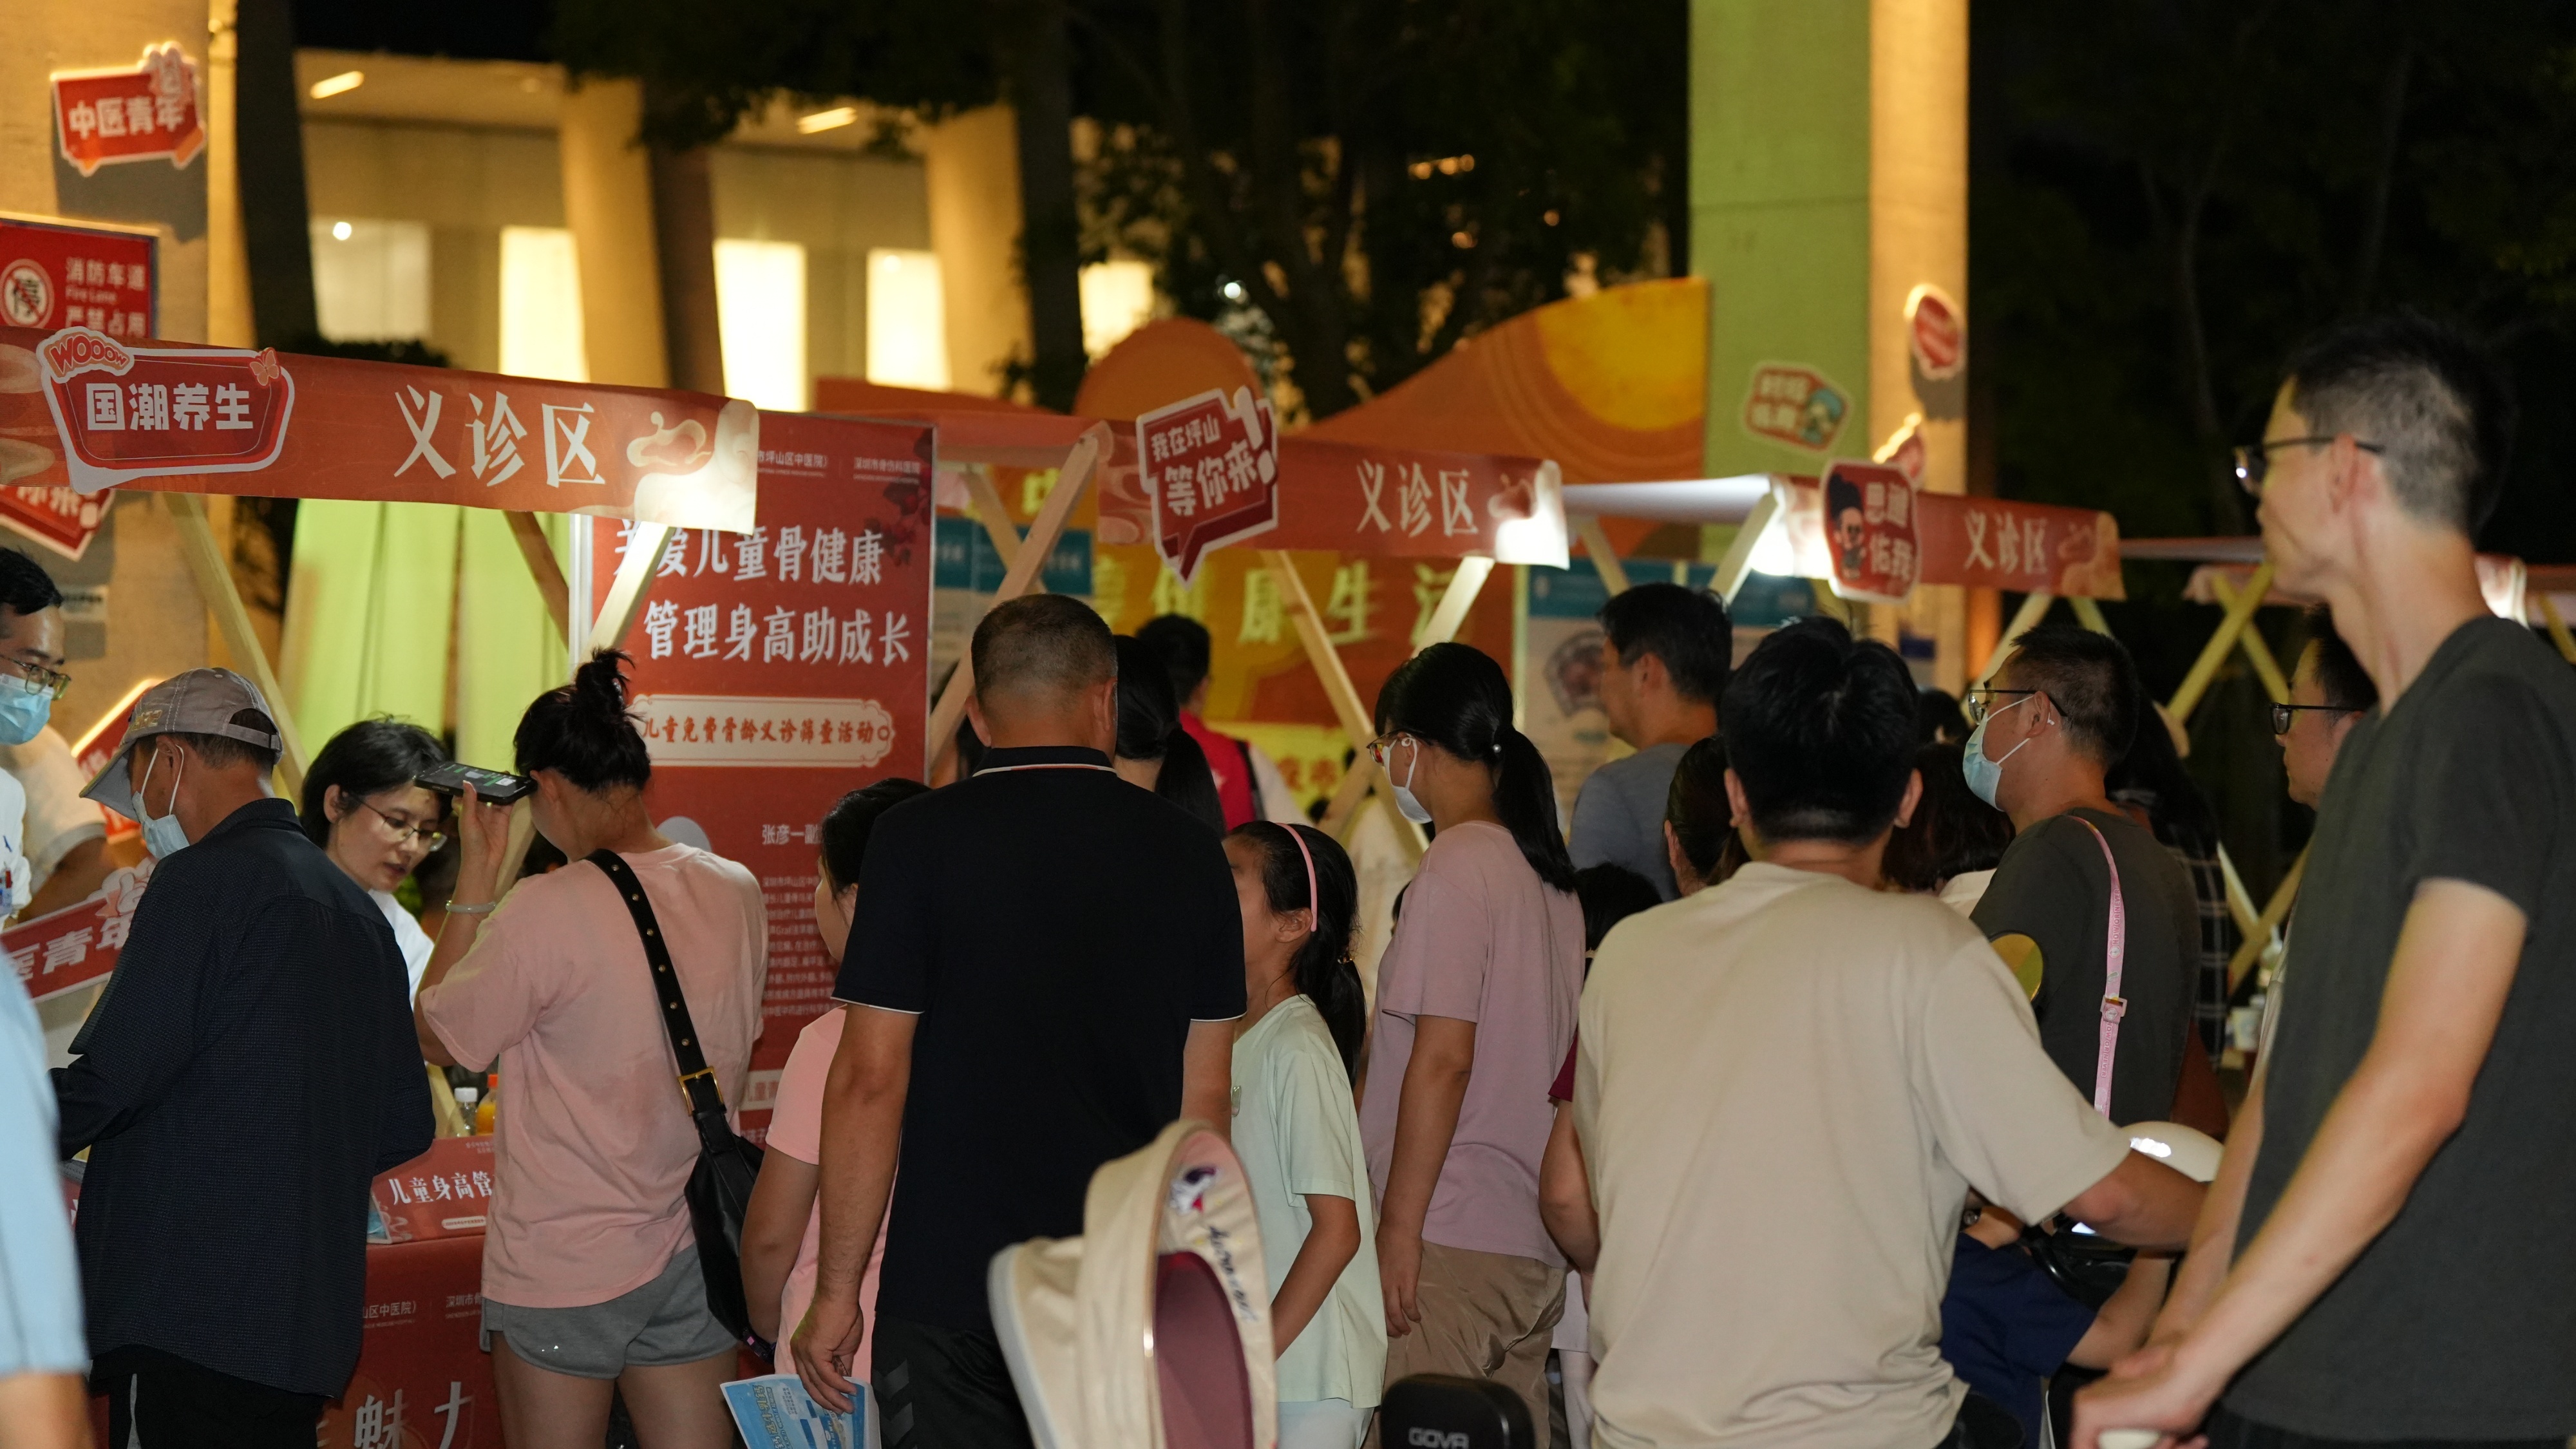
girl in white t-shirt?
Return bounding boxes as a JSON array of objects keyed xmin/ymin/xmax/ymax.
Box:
[{"xmin": 1225, "ymin": 820, "xmax": 1386, "ymax": 1449}]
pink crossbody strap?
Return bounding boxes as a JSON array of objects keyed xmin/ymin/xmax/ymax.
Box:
[{"xmin": 2074, "ymin": 817, "xmax": 2126, "ymax": 1118}]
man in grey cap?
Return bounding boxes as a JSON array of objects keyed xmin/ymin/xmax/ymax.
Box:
[{"xmin": 53, "ymin": 668, "xmax": 433, "ymax": 1448}]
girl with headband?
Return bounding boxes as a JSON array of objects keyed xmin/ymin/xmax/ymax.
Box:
[{"xmin": 1224, "ymin": 820, "xmax": 1383, "ymax": 1449}]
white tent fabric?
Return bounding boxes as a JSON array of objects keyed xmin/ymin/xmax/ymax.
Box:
[{"xmin": 990, "ymin": 1120, "xmax": 1278, "ymax": 1449}]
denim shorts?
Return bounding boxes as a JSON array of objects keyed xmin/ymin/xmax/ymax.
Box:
[{"xmin": 480, "ymin": 1243, "xmax": 737, "ymax": 1379}]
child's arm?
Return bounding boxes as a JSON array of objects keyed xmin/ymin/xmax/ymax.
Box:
[
  {"xmin": 2067, "ymin": 1253, "xmax": 2174, "ymax": 1369},
  {"xmin": 1539, "ymin": 1101, "xmax": 1598, "ymax": 1272},
  {"xmin": 1271, "ymin": 1194, "xmax": 1361, "ymax": 1355}
]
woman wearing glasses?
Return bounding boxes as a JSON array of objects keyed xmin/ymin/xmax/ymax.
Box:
[{"xmin": 298, "ymin": 719, "xmax": 451, "ymax": 1000}]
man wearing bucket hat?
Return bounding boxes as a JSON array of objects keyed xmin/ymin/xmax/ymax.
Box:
[{"xmin": 53, "ymin": 669, "xmax": 434, "ymax": 1447}]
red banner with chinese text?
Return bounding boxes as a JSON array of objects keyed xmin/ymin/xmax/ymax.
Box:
[
  {"xmin": 1766, "ymin": 478, "xmax": 2125, "ymax": 601},
  {"xmin": 0, "ymin": 218, "xmax": 155, "ymax": 558},
  {"xmin": 371, "ymin": 1137, "xmax": 497, "ymax": 1243},
  {"xmin": 1097, "ymin": 434, "xmax": 1548, "ymax": 562},
  {"xmin": 3, "ymin": 860, "xmax": 149, "ymax": 1005},
  {"xmin": 321, "ymin": 1235, "xmax": 497, "ymax": 1449},
  {"xmin": 589, "ymin": 413, "xmax": 936, "ymax": 1133},
  {"xmin": 0, "ymin": 326, "xmax": 758, "ymax": 530}
]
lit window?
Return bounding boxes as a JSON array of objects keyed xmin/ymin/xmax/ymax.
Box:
[
  {"xmin": 499, "ymin": 227, "xmax": 587, "ymax": 382},
  {"xmin": 1079, "ymin": 260, "xmax": 1155, "ymax": 359},
  {"xmin": 866, "ymin": 249, "xmax": 949, "ymax": 390},
  {"xmin": 309, "ymin": 218, "xmax": 430, "ymax": 342},
  {"xmin": 714, "ymin": 238, "xmax": 809, "ymax": 411}
]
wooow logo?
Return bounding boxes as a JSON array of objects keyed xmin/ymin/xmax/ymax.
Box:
[{"xmin": 1405, "ymin": 1431, "xmax": 1470, "ymax": 1449}]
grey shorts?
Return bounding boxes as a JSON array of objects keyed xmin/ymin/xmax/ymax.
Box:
[{"xmin": 480, "ymin": 1243, "xmax": 738, "ymax": 1379}]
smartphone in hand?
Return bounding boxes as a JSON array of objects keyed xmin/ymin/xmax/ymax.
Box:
[{"xmin": 414, "ymin": 762, "xmax": 536, "ymax": 805}]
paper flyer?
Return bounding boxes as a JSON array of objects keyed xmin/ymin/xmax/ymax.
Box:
[{"xmin": 722, "ymin": 1374, "xmax": 866, "ymax": 1449}]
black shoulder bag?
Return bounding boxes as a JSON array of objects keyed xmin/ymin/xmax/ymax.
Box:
[{"xmin": 590, "ymin": 849, "xmax": 768, "ymax": 1351}]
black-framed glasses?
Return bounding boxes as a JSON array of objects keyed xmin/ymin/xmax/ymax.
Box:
[
  {"xmin": 1964, "ymin": 688, "xmax": 2036, "ymax": 725},
  {"xmin": 2270, "ymin": 702, "xmax": 2356, "ymax": 735},
  {"xmin": 359, "ymin": 797, "xmax": 448, "ymax": 852},
  {"xmin": 0, "ymin": 654, "xmax": 70, "ymax": 701},
  {"xmin": 2232, "ymin": 435, "xmax": 2385, "ymax": 498}
]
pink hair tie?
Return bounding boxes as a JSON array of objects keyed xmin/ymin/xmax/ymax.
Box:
[{"xmin": 1285, "ymin": 824, "xmax": 1318, "ymax": 935}]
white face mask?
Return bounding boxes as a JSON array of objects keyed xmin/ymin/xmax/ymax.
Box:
[
  {"xmin": 135, "ymin": 744, "xmax": 191, "ymax": 858},
  {"xmin": 1386, "ymin": 735, "xmax": 1434, "ymax": 825}
]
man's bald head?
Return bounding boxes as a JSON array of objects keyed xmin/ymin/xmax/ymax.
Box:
[{"xmin": 972, "ymin": 594, "xmax": 1117, "ymax": 717}]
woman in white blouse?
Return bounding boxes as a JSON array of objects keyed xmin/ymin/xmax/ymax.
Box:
[{"xmin": 299, "ymin": 719, "xmax": 449, "ymax": 998}]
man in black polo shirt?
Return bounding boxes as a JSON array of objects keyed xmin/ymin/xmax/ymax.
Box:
[
  {"xmin": 793, "ymin": 594, "xmax": 1244, "ymax": 1448},
  {"xmin": 2077, "ymin": 317, "xmax": 2576, "ymax": 1448},
  {"xmin": 55, "ymin": 670, "xmax": 433, "ymax": 1446}
]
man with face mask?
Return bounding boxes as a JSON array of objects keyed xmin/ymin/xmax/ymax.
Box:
[
  {"xmin": 1964, "ymin": 625, "xmax": 2203, "ymax": 1128},
  {"xmin": 53, "ymin": 669, "xmax": 433, "ymax": 1448}
]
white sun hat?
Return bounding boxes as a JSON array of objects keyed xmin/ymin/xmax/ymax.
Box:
[{"xmin": 989, "ymin": 1119, "xmax": 1278, "ymax": 1449}]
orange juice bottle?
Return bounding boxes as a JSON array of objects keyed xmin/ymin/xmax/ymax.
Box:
[{"xmin": 475, "ymin": 1075, "xmax": 498, "ymax": 1135}]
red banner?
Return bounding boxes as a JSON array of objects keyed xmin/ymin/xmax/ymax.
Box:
[
  {"xmin": 0, "ymin": 326, "xmax": 759, "ymax": 529},
  {"xmin": 50, "ymin": 45, "xmax": 205, "ymax": 178},
  {"xmin": 591, "ymin": 413, "xmax": 936, "ymax": 1132},
  {"xmin": 1914, "ymin": 492, "xmax": 2124, "ymax": 600},
  {"xmin": 1098, "ymin": 435, "xmax": 1548, "ymax": 562},
  {"xmin": 1137, "ymin": 386, "xmax": 1278, "ymax": 583},
  {"xmin": 3, "ymin": 860, "xmax": 148, "ymax": 1005}
]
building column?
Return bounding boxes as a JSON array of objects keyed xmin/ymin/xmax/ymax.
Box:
[
  {"xmin": 1692, "ymin": 0, "xmax": 1968, "ymax": 688},
  {"xmin": 558, "ymin": 77, "xmax": 670, "ymax": 389}
]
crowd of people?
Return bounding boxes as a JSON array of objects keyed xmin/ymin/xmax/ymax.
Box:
[{"xmin": 0, "ymin": 309, "xmax": 2568, "ymax": 1449}]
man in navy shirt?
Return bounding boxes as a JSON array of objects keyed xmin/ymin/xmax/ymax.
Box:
[
  {"xmin": 57, "ymin": 670, "xmax": 432, "ymax": 1447},
  {"xmin": 793, "ymin": 595, "xmax": 1244, "ymax": 1449}
]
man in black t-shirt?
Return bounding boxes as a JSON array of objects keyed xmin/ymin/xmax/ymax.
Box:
[
  {"xmin": 2078, "ymin": 317, "xmax": 2576, "ymax": 1449},
  {"xmin": 791, "ymin": 595, "xmax": 1245, "ymax": 1449},
  {"xmin": 1969, "ymin": 624, "xmax": 2202, "ymax": 1125}
]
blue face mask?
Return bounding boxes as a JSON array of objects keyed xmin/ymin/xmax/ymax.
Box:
[
  {"xmin": 1386, "ymin": 736, "xmax": 1434, "ymax": 826},
  {"xmin": 0, "ymin": 674, "xmax": 50, "ymax": 747},
  {"xmin": 135, "ymin": 745, "xmax": 191, "ymax": 858},
  {"xmin": 1961, "ymin": 694, "xmax": 2032, "ymax": 808}
]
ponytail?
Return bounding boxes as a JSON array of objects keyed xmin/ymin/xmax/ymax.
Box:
[
  {"xmin": 1154, "ymin": 724, "xmax": 1224, "ymax": 833},
  {"xmin": 1492, "ymin": 724, "xmax": 1577, "ymax": 891},
  {"xmin": 514, "ymin": 649, "xmax": 652, "ymax": 791},
  {"xmin": 1229, "ymin": 820, "xmax": 1367, "ymax": 1079},
  {"xmin": 1375, "ymin": 641, "xmax": 1576, "ymax": 893}
]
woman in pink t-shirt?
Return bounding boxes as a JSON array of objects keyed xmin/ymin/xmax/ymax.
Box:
[
  {"xmin": 741, "ymin": 777, "xmax": 927, "ymax": 1379},
  {"xmin": 416, "ymin": 653, "xmax": 768, "ymax": 1449},
  {"xmin": 1357, "ymin": 643, "xmax": 1586, "ymax": 1437}
]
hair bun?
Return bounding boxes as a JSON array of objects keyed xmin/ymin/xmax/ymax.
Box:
[{"xmin": 574, "ymin": 649, "xmax": 633, "ymax": 714}]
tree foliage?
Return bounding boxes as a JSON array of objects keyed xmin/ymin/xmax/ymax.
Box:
[
  {"xmin": 545, "ymin": 0, "xmax": 1685, "ymax": 418},
  {"xmin": 1974, "ymin": 0, "xmax": 2576, "ymax": 562}
]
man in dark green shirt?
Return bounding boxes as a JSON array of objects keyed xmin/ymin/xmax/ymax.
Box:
[
  {"xmin": 1969, "ymin": 625, "xmax": 2202, "ymax": 1126},
  {"xmin": 2076, "ymin": 317, "xmax": 2576, "ymax": 1448}
]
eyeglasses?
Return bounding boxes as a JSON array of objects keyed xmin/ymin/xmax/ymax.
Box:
[
  {"xmin": 2270, "ymin": 702, "xmax": 2357, "ymax": 735},
  {"xmin": 1365, "ymin": 734, "xmax": 1408, "ymax": 767},
  {"xmin": 358, "ymin": 797, "xmax": 448, "ymax": 852},
  {"xmin": 2232, "ymin": 435, "xmax": 2385, "ymax": 498},
  {"xmin": 0, "ymin": 654, "xmax": 70, "ymax": 701},
  {"xmin": 1963, "ymin": 688, "xmax": 2036, "ymax": 725}
]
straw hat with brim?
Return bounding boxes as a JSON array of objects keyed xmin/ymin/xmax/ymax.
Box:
[
  {"xmin": 989, "ymin": 1119, "xmax": 1279, "ymax": 1449},
  {"xmin": 80, "ymin": 668, "xmax": 283, "ymax": 822}
]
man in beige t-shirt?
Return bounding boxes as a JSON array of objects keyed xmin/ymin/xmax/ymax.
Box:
[{"xmin": 1572, "ymin": 619, "xmax": 2203, "ymax": 1449}]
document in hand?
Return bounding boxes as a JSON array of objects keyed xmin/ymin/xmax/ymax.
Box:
[{"xmin": 721, "ymin": 1374, "xmax": 866, "ymax": 1449}]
